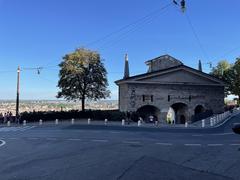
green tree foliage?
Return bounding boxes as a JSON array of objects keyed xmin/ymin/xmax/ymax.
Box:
[
  {"xmin": 57, "ymin": 48, "xmax": 110, "ymax": 111},
  {"xmin": 211, "ymin": 58, "xmax": 240, "ymax": 103},
  {"xmin": 210, "ymin": 60, "xmax": 231, "ymax": 96},
  {"xmin": 227, "ymin": 58, "xmax": 240, "ymax": 104},
  {"xmin": 210, "ymin": 60, "xmax": 231, "ymax": 79}
]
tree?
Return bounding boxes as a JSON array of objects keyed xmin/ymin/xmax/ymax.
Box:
[
  {"xmin": 210, "ymin": 60, "xmax": 231, "ymax": 96},
  {"xmin": 227, "ymin": 58, "xmax": 240, "ymax": 104},
  {"xmin": 57, "ymin": 48, "xmax": 110, "ymax": 111},
  {"xmin": 211, "ymin": 58, "xmax": 240, "ymax": 104},
  {"xmin": 210, "ymin": 60, "xmax": 231, "ymax": 79}
]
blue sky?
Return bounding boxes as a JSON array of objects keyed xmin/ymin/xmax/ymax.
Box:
[{"xmin": 0, "ymin": 0, "xmax": 239, "ymax": 100}]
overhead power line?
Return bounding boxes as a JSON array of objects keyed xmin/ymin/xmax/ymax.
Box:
[
  {"xmin": 184, "ymin": 13, "xmax": 209, "ymax": 60},
  {"xmin": 85, "ymin": 2, "xmax": 172, "ymax": 49},
  {"xmin": 98, "ymin": 3, "xmax": 172, "ymax": 50}
]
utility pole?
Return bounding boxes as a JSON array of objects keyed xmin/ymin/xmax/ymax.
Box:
[{"xmin": 16, "ymin": 66, "xmax": 20, "ymax": 120}]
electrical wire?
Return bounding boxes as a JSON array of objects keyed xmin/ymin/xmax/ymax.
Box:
[
  {"xmin": 184, "ymin": 13, "xmax": 209, "ymax": 61},
  {"xmin": 98, "ymin": 4, "xmax": 172, "ymax": 50},
  {"xmin": 85, "ymin": 2, "xmax": 172, "ymax": 48}
]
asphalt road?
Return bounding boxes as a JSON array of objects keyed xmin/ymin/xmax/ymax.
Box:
[{"xmin": 0, "ymin": 114, "xmax": 240, "ymax": 180}]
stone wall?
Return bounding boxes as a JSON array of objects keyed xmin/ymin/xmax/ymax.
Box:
[{"xmin": 118, "ymin": 83, "xmax": 224, "ymax": 123}]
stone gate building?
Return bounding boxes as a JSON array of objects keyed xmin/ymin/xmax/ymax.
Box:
[{"xmin": 115, "ymin": 54, "xmax": 225, "ymax": 124}]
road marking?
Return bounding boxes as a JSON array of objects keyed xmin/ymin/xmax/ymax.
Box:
[
  {"xmin": 184, "ymin": 144, "xmax": 202, "ymax": 146},
  {"xmin": 123, "ymin": 141, "xmax": 141, "ymax": 144},
  {"xmin": 211, "ymin": 133, "xmax": 234, "ymax": 136},
  {"xmin": 230, "ymin": 144, "xmax": 240, "ymax": 146},
  {"xmin": 91, "ymin": 139, "xmax": 108, "ymax": 142},
  {"xmin": 155, "ymin": 143, "xmax": 172, "ymax": 146},
  {"xmin": 207, "ymin": 144, "xmax": 223, "ymax": 146},
  {"xmin": 192, "ymin": 135, "xmax": 203, "ymax": 137},
  {"xmin": 110, "ymin": 131, "xmax": 121, "ymax": 134},
  {"xmin": 0, "ymin": 140, "xmax": 6, "ymax": 147},
  {"xmin": 67, "ymin": 138, "xmax": 82, "ymax": 141}
]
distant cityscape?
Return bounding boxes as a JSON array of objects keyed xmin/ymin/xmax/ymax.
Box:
[{"xmin": 0, "ymin": 100, "xmax": 118, "ymax": 115}]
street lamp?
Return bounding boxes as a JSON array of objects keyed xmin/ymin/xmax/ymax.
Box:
[{"xmin": 16, "ymin": 66, "xmax": 20, "ymax": 122}]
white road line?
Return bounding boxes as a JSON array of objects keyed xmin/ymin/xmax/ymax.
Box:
[
  {"xmin": 0, "ymin": 126, "xmax": 35, "ymax": 132},
  {"xmin": 110, "ymin": 131, "xmax": 121, "ymax": 134},
  {"xmin": 0, "ymin": 140, "xmax": 6, "ymax": 147},
  {"xmin": 123, "ymin": 141, "xmax": 141, "ymax": 144},
  {"xmin": 184, "ymin": 144, "xmax": 202, "ymax": 146},
  {"xmin": 207, "ymin": 144, "xmax": 223, "ymax": 146},
  {"xmin": 212, "ymin": 133, "xmax": 234, "ymax": 136},
  {"xmin": 230, "ymin": 144, "xmax": 240, "ymax": 146},
  {"xmin": 91, "ymin": 139, "xmax": 108, "ymax": 142},
  {"xmin": 67, "ymin": 138, "xmax": 82, "ymax": 141},
  {"xmin": 192, "ymin": 135, "xmax": 203, "ymax": 137},
  {"xmin": 155, "ymin": 142, "xmax": 172, "ymax": 146}
]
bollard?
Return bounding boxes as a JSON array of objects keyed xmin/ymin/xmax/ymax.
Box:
[
  {"xmin": 7, "ymin": 121, "xmax": 10, "ymax": 127},
  {"xmin": 137, "ymin": 120, "xmax": 141, "ymax": 127},
  {"xmin": 185, "ymin": 121, "xmax": 188, "ymax": 128},
  {"xmin": 213, "ymin": 117, "xmax": 216, "ymax": 125},
  {"xmin": 39, "ymin": 119, "xmax": 43, "ymax": 125},
  {"xmin": 55, "ymin": 119, "xmax": 59, "ymax": 125},
  {"xmin": 87, "ymin": 118, "xmax": 91, "ymax": 125},
  {"xmin": 155, "ymin": 120, "xmax": 158, "ymax": 126},
  {"xmin": 104, "ymin": 119, "xmax": 108, "ymax": 125},
  {"xmin": 23, "ymin": 120, "xmax": 26, "ymax": 126},
  {"xmin": 122, "ymin": 119, "xmax": 125, "ymax": 126},
  {"xmin": 210, "ymin": 118, "xmax": 213, "ymax": 126},
  {"xmin": 202, "ymin": 119, "xmax": 205, "ymax": 128},
  {"xmin": 71, "ymin": 118, "xmax": 75, "ymax": 125}
]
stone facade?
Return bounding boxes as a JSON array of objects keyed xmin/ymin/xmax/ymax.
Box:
[{"xmin": 115, "ymin": 55, "xmax": 225, "ymax": 124}]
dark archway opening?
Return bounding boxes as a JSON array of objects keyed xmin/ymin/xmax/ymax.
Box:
[
  {"xmin": 180, "ymin": 115, "xmax": 186, "ymax": 124},
  {"xmin": 137, "ymin": 105, "xmax": 160, "ymax": 122},
  {"xmin": 194, "ymin": 105, "xmax": 205, "ymax": 115},
  {"xmin": 171, "ymin": 103, "xmax": 188, "ymax": 124}
]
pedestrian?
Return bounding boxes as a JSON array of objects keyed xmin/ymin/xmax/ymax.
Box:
[
  {"xmin": 0, "ymin": 113, "xmax": 3, "ymax": 123},
  {"xmin": 139, "ymin": 117, "xmax": 143, "ymax": 123},
  {"xmin": 3, "ymin": 113, "xmax": 7, "ymax": 123},
  {"xmin": 9, "ymin": 111, "xmax": 13, "ymax": 122}
]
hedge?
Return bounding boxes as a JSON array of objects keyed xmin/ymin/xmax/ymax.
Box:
[{"xmin": 20, "ymin": 109, "xmax": 126, "ymax": 122}]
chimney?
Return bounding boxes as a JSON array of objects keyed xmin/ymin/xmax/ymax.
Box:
[{"xmin": 123, "ymin": 54, "xmax": 129, "ymax": 79}]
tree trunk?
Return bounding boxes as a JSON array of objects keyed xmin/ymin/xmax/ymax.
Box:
[{"xmin": 82, "ymin": 97, "xmax": 85, "ymax": 112}]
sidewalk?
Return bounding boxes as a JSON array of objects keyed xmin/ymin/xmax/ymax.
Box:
[{"xmin": 1, "ymin": 108, "xmax": 239, "ymax": 129}]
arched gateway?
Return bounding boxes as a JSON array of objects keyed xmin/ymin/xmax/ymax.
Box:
[
  {"xmin": 194, "ymin": 105, "xmax": 205, "ymax": 115},
  {"xmin": 137, "ymin": 105, "xmax": 160, "ymax": 122},
  {"xmin": 167, "ymin": 103, "xmax": 188, "ymax": 124}
]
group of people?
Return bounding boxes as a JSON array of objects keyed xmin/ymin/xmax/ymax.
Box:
[
  {"xmin": 125, "ymin": 111, "xmax": 157, "ymax": 124},
  {"xmin": 0, "ymin": 112, "xmax": 15, "ymax": 123}
]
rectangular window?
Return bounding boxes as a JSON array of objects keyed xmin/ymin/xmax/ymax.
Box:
[
  {"xmin": 168, "ymin": 95, "xmax": 170, "ymax": 102},
  {"xmin": 151, "ymin": 95, "xmax": 153, "ymax": 102},
  {"xmin": 142, "ymin": 95, "xmax": 145, "ymax": 102}
]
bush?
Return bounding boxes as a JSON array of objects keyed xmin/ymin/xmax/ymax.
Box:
[{"xmin": 20, "ymin": 110, "xmax": 125, "ymax": 122}]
